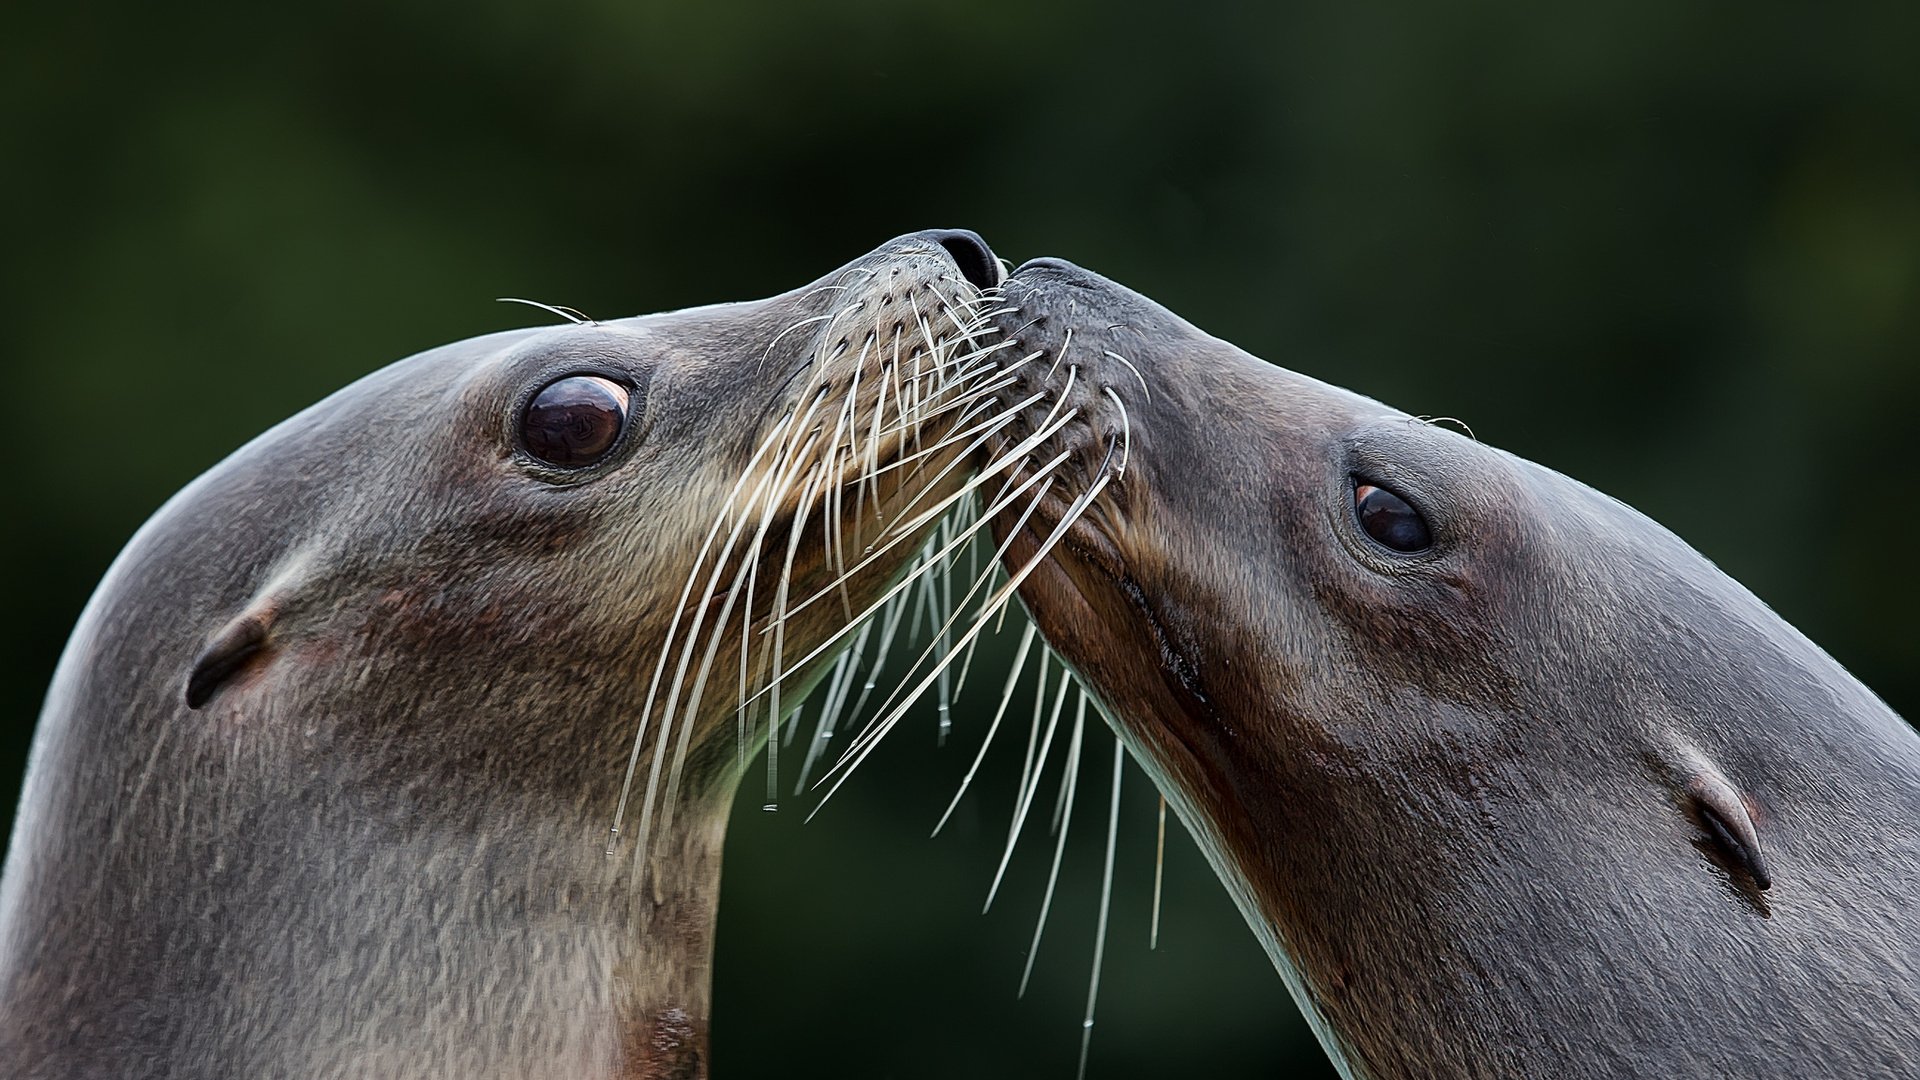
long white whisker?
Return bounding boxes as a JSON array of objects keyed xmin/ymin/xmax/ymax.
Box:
[
  {"xmin": 1018, "ymin": 653, "xmax": 1051, "ymax": 825},
  {"xmin": 841, "ymin": 336, "xmax": 874, "ymax": 551},
  {"xmin": 646, "ymin": 419, "xmax": 825, "ymax": 848},
  {"xmin": 761, "ymin": 457, "xmax": 830, "ymax": 810},
  {"xmin": 1078, "ymin": 735, "xmax": 1125, "ymax": 1080},
  {"xmin": 739, "ymin": 440, "xmax": 1074, "ymax": 702},
  {"xmin": 1151, "ymin": 794, "xmax": 1167, "ymax": 950},
  {"xmin": 756, "ymin": 312, "xmax": 836, "ymax": 367},
  {"xmin": 495, "ymin": 297, "xmax": 591, "ymax": 324},
  {"xmin": 984, "ymin": 650, "xmax": 1072, "ymax": 911},
  {"xmin": 607, "ymin": 409, "xmax": 794, "ymax": 853},
  {"xmin": 1019, "ymin": 690, "xmax": 1086, "ymax": 998},
  {"xmin": 844, "ymin": 586, "xmax": 911, "ymax": 724},
  {"xmin": 906, "ymin": 535, "xmax": 934, "ymax": 652},
  {"xmin": 1049, "ymin": 327, "xmax": 1074, "ymax": 377},
  {"xmin": 861, "ymin": 359, "xmax": 892, "ymax": 525},
  {"xmin": 806, "ymin": 465, "xmax": 1113, "ymax": 818},
  {"xmin": 821, "ymin": 390, "xmax": 858, "ymax": 619},
  {"xmin": 639, "ymin": 380, "xmax": 836, "ymax": 850},
  {"xmin": 1102, "ymin": 386, "xmax": 1132, "ymax": 476},
  {"xmin": 794, "ymin": 619, "xmax": 872, "ymax": 793},
  {"xmin": 863, "ymin": 388, "xmax": 1036, "ymax": 482},
  {"xmin": 661, "ymin": 440, "xmax": 827, "ymax": 832},
  {"xmin": 933, "ymin": 516, "xmax": 956, "ymax": 745},
  {"xmin": 773, "ymin": 373, "xmax": 1077, "ymax": 625},
  {"xmin": 931, "ymin": 619, "xmax": 1037, "ymax": 837},
  {"xmin": 828, "ymin": 473, "xmax": 1056, "ymax": 768},
  {"xmin": 1100, "ymin": 349, "xmax": 1151, "ymax": 402}
]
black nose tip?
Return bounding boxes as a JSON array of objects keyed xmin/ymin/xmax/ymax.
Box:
[
  {"xmin": 923, "ymin": 229, "xmax": 1003, "ymax": 291},
  {"xmin": 1015, "ymin": 256, "xmax": 1079, "ymax": 275}
]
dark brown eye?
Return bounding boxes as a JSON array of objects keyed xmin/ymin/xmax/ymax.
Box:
[
  {"xmin": 1355, "ymin": 482, "xmax": 1431, "ymax": 552},
  {"xmin": 521, "ymin": 375, "xmax": 630, "ymax": 468}
]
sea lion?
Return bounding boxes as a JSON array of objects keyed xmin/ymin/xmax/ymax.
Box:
[
  {"xmin": 0, "ymin": 229, "xmax": 1009, "ymax": 1079},
  {"xmin": 983, "ymin": 258, "xmax": 1920, "ymax": 1078}
]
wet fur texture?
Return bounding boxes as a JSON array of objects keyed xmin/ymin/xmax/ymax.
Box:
[
  {"xmin": 0, "ymin": 233, "xmax": 994, "ymax": 1079},
  {"xmin": 989, "ymin": 259, "xmax": 1920, "ymax": 1079}
]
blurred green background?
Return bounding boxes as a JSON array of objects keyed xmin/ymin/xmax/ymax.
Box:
[{"xmin": 4, "ymin": 1, "xmax": 1916, "ymax": 1076}]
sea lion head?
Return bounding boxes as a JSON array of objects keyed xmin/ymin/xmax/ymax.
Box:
[
  {"xmin": 0, "ymin": 229, "xmax": 1009, "ymax": 1076},
  {"xmin": 166, "ymin": 228, "xmax": 1007, "ymax": 821},
  {"xmin": 984, "ymin": 257, "xmax": 1920, "ymax": 1078}
]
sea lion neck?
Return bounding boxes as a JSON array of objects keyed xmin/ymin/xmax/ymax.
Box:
[{"xmin": 0, "ymin": 632, "xmax": 742, "ymax": 1079}]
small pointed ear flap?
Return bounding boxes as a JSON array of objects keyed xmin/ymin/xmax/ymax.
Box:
[
  {"xmin": 1685, "ymin": 770, "xmax": 1772, "ymax": 891},
  {"xmin": 1653, "ymin": 739, "xmax": 1773, "ymax": 893},
  {"xmin": 185, "ymin": 607, "xmax": 274, "ymax": 709}
]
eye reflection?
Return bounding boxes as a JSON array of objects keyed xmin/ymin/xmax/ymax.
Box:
[
  {"xmin": 1354, "ymin": 482, "xmax": 1431, "ymax": 552},
  {"xmin": 521, "ymin": 375, "xmax": 630, "ymax": 468}
]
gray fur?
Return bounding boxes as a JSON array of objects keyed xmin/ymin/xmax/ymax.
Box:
[
  {"xmin": 0, "ymin": 232, "xmax": 991, "ymax": 1079},
  {"xmin": 988, "ymin": 258, "xmax": 1920, "ymax": 1079}
]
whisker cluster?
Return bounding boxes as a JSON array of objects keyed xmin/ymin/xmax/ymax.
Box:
[{"xmin": 606, "ymin": 262, "xmax": 1148, "ymax": 1076}]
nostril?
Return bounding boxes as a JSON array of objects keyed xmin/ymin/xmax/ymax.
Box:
[
  {"xmin": 1016, "ymin": 257, "xmax": 1077, "ymax": 275},
  {"xmin": 925, "ymin": 229, "xmax": 1003, "ymax": 291}
]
